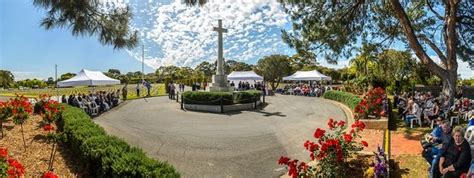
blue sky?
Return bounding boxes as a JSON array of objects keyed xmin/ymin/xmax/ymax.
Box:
[{"xmin": 1, "ymin": 0, "xmax": 472, "ymax": 80}]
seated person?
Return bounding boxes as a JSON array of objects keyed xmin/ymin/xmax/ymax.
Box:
[
  {"xmin": 426, "ymin": 100, "xmax": 440, "ymax": 124},
  {"xmin": 439, "ymin": 126, "xmax": 471, "ymax": 178},
  {"xmin": 424, "ymin": 122, "xmax": 452, "ymax": 177}
]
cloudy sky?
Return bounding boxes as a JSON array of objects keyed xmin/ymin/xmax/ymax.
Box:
[{"xmin": 0, "ymin": 0, "xmax": 472, "ymax": 80}]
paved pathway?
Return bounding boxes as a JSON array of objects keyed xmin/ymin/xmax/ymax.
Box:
[{"xmin": 94, "ymin": 95, "xmax": 346, "ymax": 177}]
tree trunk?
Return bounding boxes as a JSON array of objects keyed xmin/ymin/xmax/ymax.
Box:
[
  {"xmin": 441, "ymin": 71, "xmax": 457, "ymax": 105},
  {"xmin": 270, "ymin": 81, "xmax": 276, "ymax": 91}
]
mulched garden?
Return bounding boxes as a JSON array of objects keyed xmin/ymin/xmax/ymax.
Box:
[{"xmin": 0, "ymin": 115, "xmax": 88, "ymax": 177}]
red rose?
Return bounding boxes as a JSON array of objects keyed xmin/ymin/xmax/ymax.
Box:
[
  {"xmin": 43, "ymin": 124, "xmax": 54, "ymax": 131},
  {"xmin": 361, "ymin": 141, "xmax": 368, "ymax": 147},
  {"xmin": 0, "ymin": 147, "xmax": 7, "ymax": 158},
  {"xmin": 43, "ymin": 171, "xmax": 59, "ymax": 178},
  {"xmin": 337, "ymin": 120, "xmax": 346, "ymax": 127},
  {"xmin": 343, "ymin": 133, "xmax": 352, "ymax": 143},
  {"xmin": 278, "ymin": 156, "xmax": 290, "ymax": 165},
  {"xmin": 328, "ymin": 118, "xmax": 335, "ymax": 129},
  {"xmin": 313, "ymin": 128, "xmax": 326, "ymax": 139}
]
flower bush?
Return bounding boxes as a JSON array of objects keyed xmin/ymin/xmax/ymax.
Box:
[
  {"xmin": 41, "ymin": 98, "xmax": 63, "ymax": 132},
  {"xmin": 0, "ymin": 147, "xmax": 25, "ymax": 178},
  {"xmin": 9, "ymin": 95, "xmax": 33, "ymax": 150},
  {"xmin": 39, "ymin": 96, "xmax": 64, "ymax": 172},
  {"xmin": 9, "ymin": 95, "xmax": 33, "ymax": 125},
  {"xmin": 0, "ymin": 101, "xmax": 12, "ymax": 138},
  {"xmin": 278, "ymin": 118, "xmax": 368, "ymax": 178},
  {"xmin": 354, "ymin": 87, "xmax": 386, "ymax": 120}
]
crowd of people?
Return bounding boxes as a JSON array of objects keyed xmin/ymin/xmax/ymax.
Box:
[
  {"xmin": 395, "ymin": 91, "xmax": 473, "ymax": 127},
  {"xmin": 61, "ymin": 90, "xmax": 122, "ymax": 116},
  {"xmin": 394, "ymin": 91, "xmax": 474, "ymax": 177},
  {"xmin": 230, "ymin": 81, "xmax": 264, "ymax": 91},
  {"xmin": 278, "ymin": 83, "xmax": 331, "ymax": 97}
]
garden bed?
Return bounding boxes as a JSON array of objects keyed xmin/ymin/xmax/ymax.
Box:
[
  {"xmin": 0, "ymin": 115, "xmax": 87, "ymax": 177},
  {"xmin": 360, "ymin": 116, "xmax": 389, "ymax": 130}
]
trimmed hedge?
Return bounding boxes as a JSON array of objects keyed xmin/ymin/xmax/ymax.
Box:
[
  {"xmin": 183, "ymin": 91, "xmax": 262, "ymax": 105},
  {"xmin": 233, "ymin": 90, "xmax": 261, "ymax": 104},
  {"xmin": 59, "ymin": 104, "xmax": 179, "ymax": 177},
  {"xmin": 322, "ymin": 90, "xmax": 362, "ymax": 110},
  {"xmin": 183, "ymin": 91, "xmax": 234, "ymax": 105}
]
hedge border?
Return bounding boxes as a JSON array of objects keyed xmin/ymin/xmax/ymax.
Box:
[
  {"xmin": 58, "ymin": 104, "xmax": 179, "ymax": 177},
  {"xmin": 322, "ymin": 90, "xmax": 362, "ymax": 110},
  {"xmin": 183, "ymin": 90, "xmax": 262, "ymax": 105}
]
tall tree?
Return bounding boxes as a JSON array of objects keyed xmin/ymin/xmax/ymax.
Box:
[
  {"xmin": 59, "ymin": 73, "xmax": 76, "ymax": 81},
  {"xmin": 33, "ymin": 0, "xmax": 138, "ymax": 49},
  {"xmin": 225, "ymin": 60, "xmax": 254, "ymax": 74},
  {"xmin": 280, "ymin": 0, "xmax": 473, "ymax": 103},
  {"xmin": 194, "ymin": 61, "xmax": 215, "ymax": 78},
  {"xmin": 105, "ymin": 69, "xmax": 121, "ymax": 79},
  {"xmin": 46, "ymin": 77, "xmax": 55, "ymax": 86},
  {"xmin": 255, "ymin": 55, "xmax": 293, "ymax": 90},
  {"xmin": 0, "ymin": 70, "xmax": 14, "ymax": 89}
]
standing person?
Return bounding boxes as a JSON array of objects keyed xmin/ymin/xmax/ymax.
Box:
[
  {"xmin": 136, "ymin": 83, "xmax": 140, "ymax": 97},
  {"xmin": 122, "ymin": 84, "xmax": 128, "ymax": 101},
  {"xmin": 146, "ymin": 81, "xmax": 151, "ymax": 97},
  {"xmin": 170, "ymin": 81, "xmax": 176, "ymax": 99},
  {"xmin": 168, "ymin": 82, "xmax": 172, "ymax": 99}
]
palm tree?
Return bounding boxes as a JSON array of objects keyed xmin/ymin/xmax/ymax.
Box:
[{"xmin": 33, "ymin": 0, "xmax": 138, "ymax": 49}]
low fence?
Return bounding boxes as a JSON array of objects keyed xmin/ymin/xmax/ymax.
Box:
[{"xmin": 175, "ymin": 92, "xmax": 263, "ymax": 113}]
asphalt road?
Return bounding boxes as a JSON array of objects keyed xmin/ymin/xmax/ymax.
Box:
[{"xmin": 94, "ymin": 94, "xmax": 346, "ymax": 178}]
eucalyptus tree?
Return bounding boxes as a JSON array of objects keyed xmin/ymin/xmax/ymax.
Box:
[{"xmin": 279, "ymin": 0, "xmax": 473, "ymax": 103}]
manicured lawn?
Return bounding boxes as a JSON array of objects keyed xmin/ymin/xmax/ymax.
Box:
[
  {"xmin": 0, "ymin": 84, "xmax": 167, "ymax": 100},
  {"xmin": 391, "ymin": 154, "xmax": 429, "ymax": 178}
]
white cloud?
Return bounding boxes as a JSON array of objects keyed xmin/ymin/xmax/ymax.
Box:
[
  {"xmin": 127, "ymin": 0, "xmax": 291, "ymax": 69},
  {"xmin": 12, "ymin": 71, "xmax": 43, "ymax": 81}
]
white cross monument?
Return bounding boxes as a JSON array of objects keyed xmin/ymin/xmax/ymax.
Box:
[{"xmin": 209, "ymin": 19, "xmax": 231, "ymax": 92}]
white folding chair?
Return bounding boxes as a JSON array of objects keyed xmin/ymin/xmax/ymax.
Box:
[
  {"xmin": 465, "ymin": 126, "xmax": 474, "ymax": 144},
  {"xmin": 410, "ymin": 110, "xmax": 423, "ymax": 128},
  {"xmin": 90, "ymin": 102, "xmax": 99, "ymax": 116},
  {"xmin": 450, "ymin": 116, "xmax": 459, "ymax": 126}
]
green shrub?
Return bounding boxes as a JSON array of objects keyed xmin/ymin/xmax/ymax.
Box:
[
  {"xmin": 233, "ymin": 90, "xmax": 261, "ymax": 104},
  {"xmin": 322, "ymin": 90, "xmax": 362, "ymax": 110},
  {"xmin": 183, "ymin": 91, "xmax": 233, "ymax": 105},
  {"xmin": 59, "ymin": 104, "xmax": 179, "ymax": 177}
]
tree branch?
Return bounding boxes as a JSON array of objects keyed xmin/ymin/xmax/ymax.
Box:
[
  {"xmin": 389, "ymin": 0, "xmax": 446, "ymax": 77},
  {"xmin": 425, "ymin": 0, "xmax": 444, "ymax": 20},
  {"xmin": 418, "ymin": 34, "xmax": 448, "ymax": 67}
]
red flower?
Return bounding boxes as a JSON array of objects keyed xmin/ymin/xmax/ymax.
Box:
[
  {"xmin": 278, "ymin": 156, "xmax": 290, "ymax": 165},
  {"xmin": 313, "ymin": 128, "xmax": 326, "ymax": 139},
  {"xmin": 43, "ymin": 171, "xmax": 59, "ymax": 178},
  {"xmin": 328, "ymin": 118, "xmax": 335, "ymax": 130},
  {"xmin": 43, "ymin": 124, "xmax": 54, "ymax": 131},
  {"xmin": 0, "ymin": 147, "xmax": 7, "ymax": 158},
  {"xmin": 304, "ymin": 140, "xmax": 311, "ymax": 149},
  {"xmin": 7, "ymin": 158, "xmax": 25, "ymax": 177},
  {"xmin": 343, "ymin": 133, "xmax": 352, "ymax": 143},
  {"xmin": 337, "ymin": 120, "xmax": 346, "ymax": 127},
  {"xmin": 361, "ymin": 141, "xmax": 368, "ymax": 147}
]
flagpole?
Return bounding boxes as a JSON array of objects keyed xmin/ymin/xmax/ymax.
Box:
[{"xmin": 142, "ymin": 45, "xmax": 144, "ymax": 82}]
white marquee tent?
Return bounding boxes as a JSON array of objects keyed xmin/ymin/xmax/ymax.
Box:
[
  {"xmin": 57, "ymin": 69, "xmax": 120, "ymax": 87},
  {"xmin": 283, "ymin": 70, "xmax": 332, "ymax": 81},
  {"xmin": 227, "ymin": 71, "xmax": 263, "ymax": 81}
]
